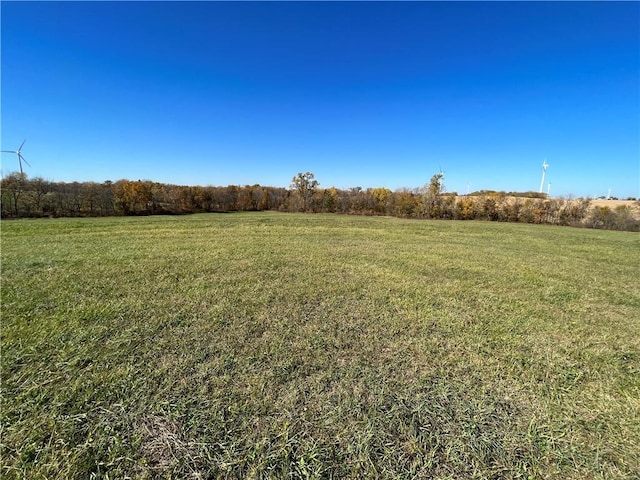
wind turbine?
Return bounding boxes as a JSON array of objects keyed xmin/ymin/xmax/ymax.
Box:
[
  {"xmin": 1, "ymin": 140, "xmax": 30, "ymax": 175},
  {"xmin": 538, "ymin": 159, "xmax": 548, "ymax": 193}
]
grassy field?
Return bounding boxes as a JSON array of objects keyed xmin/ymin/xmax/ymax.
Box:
[{"xmin": 1, "ymin": 212, "xmax": 638, "ymax": 479}]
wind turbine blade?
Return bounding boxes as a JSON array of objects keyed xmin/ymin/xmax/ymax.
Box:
[
  {"xmin": 19, "ymin": 154, "xmax": 31, "ymax": 167},
  {"xmin": 18, "ymin": 139, "xmax": 26, "ymax": 151},
  {"xmin": 1, "ymin": 150, "xmax": 18, "ymax": 153}
]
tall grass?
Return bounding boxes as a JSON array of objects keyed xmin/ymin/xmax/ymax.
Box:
[{"xmin": 1, "ymin": 213, "xmax": 638, "ymax": 478}]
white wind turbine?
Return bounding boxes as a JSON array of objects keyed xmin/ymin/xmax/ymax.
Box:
[
  {"xmin": 538, "ymin": 159, "xmax": 549, "ymax": 193},
  {"xmin": 1, "ymin": 140, "xmax": 30, "ymax": 176}
]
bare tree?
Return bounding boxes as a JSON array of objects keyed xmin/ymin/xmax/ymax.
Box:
[
  {"xmin": 422, "ymin": 173, "xmax": 445, "ymax": 218},
  {"xmin": 290, "ymin": 172, "xmax": 319, "ymax": 212}
]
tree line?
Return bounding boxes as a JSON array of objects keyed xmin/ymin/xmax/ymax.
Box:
[{"xmin": 1, "ymin": 171, "xmax": 638, "ymax": 231}]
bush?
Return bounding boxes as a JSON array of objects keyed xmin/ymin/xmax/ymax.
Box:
[{"xmin": 584, "ymin": 206, "xmax": 640, "ymax": 231}]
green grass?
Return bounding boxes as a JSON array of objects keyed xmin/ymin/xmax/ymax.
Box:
[{"xmin": 1, "ymin": 212, "xmax": 639, "ymax": 479}]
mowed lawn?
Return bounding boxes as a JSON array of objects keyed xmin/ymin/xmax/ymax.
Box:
[{"xmin": 1, "ymin": 212, "xmax": 638, "ymax": 479}]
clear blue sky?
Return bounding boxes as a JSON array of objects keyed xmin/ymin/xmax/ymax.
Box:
[{"xmin": 1, "ymin": 1, "xmax": 638, "ymax": 198}]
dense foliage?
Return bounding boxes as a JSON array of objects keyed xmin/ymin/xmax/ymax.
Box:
[{"xmin": 1, "ymin": 172, "xmax": 638, "ymax": 231}]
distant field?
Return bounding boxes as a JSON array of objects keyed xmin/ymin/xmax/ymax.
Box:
[
  {"xmin": 2, "ymin": 213, "xmax": 639, "ymax": 479},
  {"xmin": 590, "ymin": 198, "xmax": 640, "ymax": 213},
  {"xmin": 590, "ymin": 199, "xmax": 636, "ymax": 207}
]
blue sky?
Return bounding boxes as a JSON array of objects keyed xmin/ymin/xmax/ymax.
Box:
[{"xmin": 1, "ymin": 1, "xmax": 638, "ymax": 198}]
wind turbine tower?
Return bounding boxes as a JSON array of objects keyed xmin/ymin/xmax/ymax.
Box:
[{"xmin": 539, "ymin": 160, "xmax": 549, "ymax": 193}]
